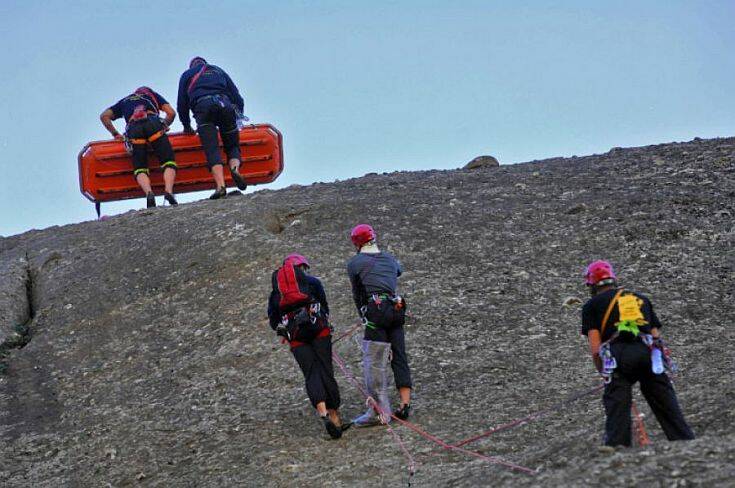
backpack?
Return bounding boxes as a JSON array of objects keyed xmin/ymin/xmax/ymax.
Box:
[{"xmin": 272, "ymin": 262, "xmax": 313, "ymax": 312}]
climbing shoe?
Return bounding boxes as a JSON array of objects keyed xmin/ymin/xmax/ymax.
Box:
[
  {"xmin": 230, "ymin": 167, "xmax": 248, "ymax": 191},
  {"xmin": 353, "ymin": 408, "xmax": 383, "ymax": 428},
  {"xmin": 164, "ymin": 192, "xmax": 178, "ymax": 206},
  {"xmin": 322, "ymin": 416, "xmax": 342, "ymax": 439},
  {"xmin": 209, "ymin": 187, "xmax": 227, "ymax": 200},
  {"xmin": 393, "ymin": 404, "xmax": 411, "ymax": 421},
  {"xmin": 146, "ymin": 192, "xmax": 156, "ymax": 208}
]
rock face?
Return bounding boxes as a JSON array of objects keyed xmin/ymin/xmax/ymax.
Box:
[
  {"xmin": 1, "ymin": 137, "xmax": 734, "ymax": 487},
  {"xmin": 464, "ymin": 155, "xmax": 500, "ymax": 169}
]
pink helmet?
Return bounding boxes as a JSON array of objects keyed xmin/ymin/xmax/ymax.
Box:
[
  {"xmin": 283, "ymin": 253, "xmax": 310, "ymax": 268},
  {"xmin": 350, "ymin": 224, "xmax": 376, "ymax": 248},
  {"xmin": 189, "ymin": 56, "xmax": 207, "ymax": 68},
  {"xmin": 585, "ymin": 260, "xmax": 616, "ymax": 286}
]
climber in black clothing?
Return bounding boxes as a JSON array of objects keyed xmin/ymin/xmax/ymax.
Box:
[
  {"xmin": 581, "ymin": 260, "xmax": 695, "ymax": 447},
  {"xmin": 177, "ymin": 56, "xmax": 248, "ymax": 199},
  {"xmin": 267, "ymin": 253, "xmax": 347, "ymax": 439}
]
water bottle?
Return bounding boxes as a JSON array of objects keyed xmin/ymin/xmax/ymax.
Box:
[{"xmin": 651, "ymin": 347, "xmax": 664, "ymax": 374}]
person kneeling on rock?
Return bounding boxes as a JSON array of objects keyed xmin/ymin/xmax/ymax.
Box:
[
  {"xmin": 347, "ymin": 224, "xmax": 412, "ymax": 427},
  {"xmin": 581, "ymin": 260, "xmax": 695, "ymax": 447},
  {"xmin": 267, "ymin": 253, "xmax": 347, "ymax": 439}
]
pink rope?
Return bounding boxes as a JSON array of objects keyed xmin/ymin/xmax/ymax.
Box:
[
  {"xmin": 331, "ymin": 351, "xmax": 417, "ymax": 477},
  {"xmin": 332, "ymin": 322, "xmax": 362, "ymax": 345},
  {"xmin": 332, "ymin": 351, "xmax": 536, "ymax": 476},
  {"xmin": 452, "ymin": 383, "xmax": 605, "ymax": 448}
]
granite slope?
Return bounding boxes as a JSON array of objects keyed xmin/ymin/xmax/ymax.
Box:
[{"xmin": 1, "ymin": 136, "xmax": 734, "ymax": 487}]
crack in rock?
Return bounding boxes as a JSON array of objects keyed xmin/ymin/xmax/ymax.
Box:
[{"xmin": 0, "ymin": 253, "xmax": 36, "ymax": 374}]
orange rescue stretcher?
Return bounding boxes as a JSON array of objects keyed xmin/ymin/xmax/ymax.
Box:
[{"xmin": 78, "ymin": 124, "xmax": 283, "ymax": 215}]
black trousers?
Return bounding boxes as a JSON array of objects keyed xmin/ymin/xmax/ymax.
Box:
[
  {"xmin": 291, "ymin": 336, "xmax": 340, "ymax": 409},
  {"xmin": 603, "ymin": 340, "xmax": 695, "ymax": 446},
  {"xmin": 192, "ymin": 96, "xmax": 240, "ymax": 169},
  {"xmin": 364, "ymin": 324, "xmax": 413, "ymax": 389},
  {"xmin": 126, "ymin": 116, "xmax": 176, "ymax": 174}
]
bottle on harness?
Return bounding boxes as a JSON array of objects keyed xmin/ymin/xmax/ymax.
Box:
[{"xmin": 641, "ymin": 334, "xmax": 677, "ymax": 374}]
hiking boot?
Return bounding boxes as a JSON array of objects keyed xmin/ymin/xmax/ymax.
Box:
[
  {"xmin": 322, "ymin": 416, "xmax": 342, "ymax": 439},
  {"xmin": 146, "ymin": 192, "xmax": 156, "ymax": 208},
  {"xmin": 393, "ymin": 404, "xmax": 411, "ymax": 421},
  {"xmin": 164, "ymin": 192, "xmax": 178, "ymax": 206},
  {"xmin": 209, "ymin": 187, "xmax": 227, "ymax": 200},
  {"xmin": 230, "ymin": 167, "xmax": 248, "ymax": 191}
]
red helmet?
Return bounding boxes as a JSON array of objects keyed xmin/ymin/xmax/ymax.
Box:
[
  {"xmin": 350, "ymin": 224, "xmax": 376, "ymax": 248},
  {"xmin": 585, "ymin": 260, "xmax": 616, "ymax": 286},
  {"xmin": 283, "ymin": 253, "xmax": 309, "ymax": 268},
  {"xmin": 189, "ymin": 56, "xmax": 207, "ymax": 68}
]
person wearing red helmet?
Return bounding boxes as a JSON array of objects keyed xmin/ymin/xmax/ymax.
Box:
[
  {"xmin": 100, "ymin": 86, "xmax": 178, "ymax": 207},
  {"xmin": 267, "ymin": 254, "xmax": 347, "ymax": 439},
  {"xmin": 347, "ymin": 224, "xmax": 413, "ymax": 426},
  {"xmin": 581, "ymin": 260, "xmax": 694, "ymax": 446}
]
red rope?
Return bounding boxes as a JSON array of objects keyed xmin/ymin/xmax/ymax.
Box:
[
  {"xmin": 453, "ymin": 383, "xmax": 605, "ymax": 448},
  {"xmin": 331, "ymin": 351, "xmax": 416, "ymax": 477},
  {"xmin": 332, "ymin": 350, "xmax": 536, "ymax": 476},
  {"xmin": 631, "ymin": 401, "xmax": 651, "ymax": 446},
  {"xmin": 332, "ymin": 322, "xmax": 362, "ymax": 344}
]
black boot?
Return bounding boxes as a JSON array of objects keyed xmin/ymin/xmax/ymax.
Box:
[
  {"xmin": 230, "ymin": 166, "xmax": 248, "ymax": 191},
  {"xmin": 322, "ymin": 416, "xmax": 342, "ymax": 440},
  {"xmin": 393, "ymin": 404, "xmax": 411, "ymax": 420},
  {"xmin": 146, "ymin": 192, "xmax": 156, "ymax": 208},
  {"xmin": 209, "ymin": 187, "xmax": 227, "ymax": 200},
  {"xmin": 164, "ymin": 192, "xmax": 178, "ymax": 206}
]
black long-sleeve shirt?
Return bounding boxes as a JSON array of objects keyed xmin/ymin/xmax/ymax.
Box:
[
  {"xmin": 267, "ymin": 274, "xmax": 329, "ymax": 330},
  {"xmin": 581, "ymin": 288, "xmax": 662, "ymax": 343},
  {"xmin": 346, "ymin": 252, "xmax": 402, "ymax": 313},
  {"xmin": 177, "ymin": 64, "xmax": 244, "ymax": 128}
]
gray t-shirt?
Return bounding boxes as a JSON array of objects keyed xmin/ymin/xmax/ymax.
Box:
[{"xmin": 347, "ymin": 252, "xmax": 402, "ymax": 311}]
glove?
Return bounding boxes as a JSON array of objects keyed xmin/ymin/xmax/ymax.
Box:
[{"xmin": 183, "ymin": 125, "xmax": 195, "ymax": 135}]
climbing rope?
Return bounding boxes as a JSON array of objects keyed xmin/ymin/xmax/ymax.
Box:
[
  {"xmin": 332, "ymin": 350, "xmax": 537, "ymax": 477},
  {"xmin": 452, "ymin": 383, "xmax": 605, "ymax": 448},
  {"xmin": 331, "ymin": 351, "xmax": 417, "ymax": 484}
]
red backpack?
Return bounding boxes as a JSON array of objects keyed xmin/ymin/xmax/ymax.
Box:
[{"xmin": 272, "ymin": 262, "xmax": 313, "ymax": 312}]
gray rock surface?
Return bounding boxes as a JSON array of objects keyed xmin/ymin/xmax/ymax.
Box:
[
  {"xmin": 1, "ymin": 136, "xmax": 734, "ymax": 487},
  {"xmin": 464, "ymin": 155, "xmax": 500, "ymax": 169}
]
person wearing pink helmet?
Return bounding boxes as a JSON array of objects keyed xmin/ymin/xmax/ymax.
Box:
[
  {"xmin": 100, "ymin": 86, "xmax": 178, "ymax": 207},
  {"xmin": 581, "ymin": 260, "xmax": 694, "ymax": 446},
  {"xmin": 267, "ymin": 253, "xmax": 347, "ymax": 439},
  {"xmin": 347, "ymin": 224, "xmax": 412, "ymax": 426}
]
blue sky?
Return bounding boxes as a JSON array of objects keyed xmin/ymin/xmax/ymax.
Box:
[{"xmin": 1, "ymin": 1, "xmax": 733, "ymax": 236}]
